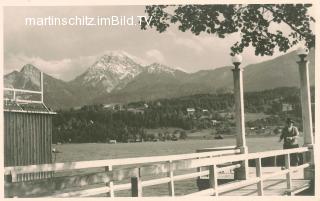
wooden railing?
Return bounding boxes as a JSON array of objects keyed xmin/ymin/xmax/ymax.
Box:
[
  {"xmin": 187, "ymin": 146, "xmax": 311, "ymax": 196},
  {"xmin": 4, "ymin": 147, "xmax": 312, "ymax": 197},
  {"xmin": 4, "ymin": 148, "xmax": 239, "ymax": 197},
  {"xmin": 4, "ymin": 72, "xmax": 44, "ymax": 104}
]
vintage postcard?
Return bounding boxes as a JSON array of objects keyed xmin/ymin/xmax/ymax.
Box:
[{"xmin": 0, "ymin": 0, "xmax": 318, "ymax": 199}]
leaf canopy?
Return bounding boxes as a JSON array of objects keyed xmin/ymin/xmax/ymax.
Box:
[{"xmin": 141, "ymin": 4, "xmax": 315, "ymax": 56}]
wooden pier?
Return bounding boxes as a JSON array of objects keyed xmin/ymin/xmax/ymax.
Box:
[{"xmin": 4, "ymin": 146, "xmax": 314, "ymax": 197}]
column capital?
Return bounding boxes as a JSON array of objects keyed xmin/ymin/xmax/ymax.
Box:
[
  {"xmin": 232, "ymin": 67, "xmax": 244, "ymax": 72},
  {"xmin": 297, "ymin": 60, "xmax": 310, "ymax": 65}
]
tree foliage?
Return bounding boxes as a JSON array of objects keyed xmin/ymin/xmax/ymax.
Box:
[
  {"xmin": 141, "ymin": 4, "xmax": 315, "ymax": 56},
  {"xmin": 52, "ymin": 87, "xmax": 314, "ymax": 143}
]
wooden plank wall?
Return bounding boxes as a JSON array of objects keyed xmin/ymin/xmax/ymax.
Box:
[{"xmin": 4, "ymin": 112, "xmax": 53, "ymax": 181}]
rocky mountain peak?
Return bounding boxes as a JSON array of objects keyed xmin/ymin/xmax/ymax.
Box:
[
  {"xmin": 20, "ymin": 64, "xmax": 40, "ymax": 74},
  {"xmin": 145, "ymin": 63, "xmax": 177, "ymax": 75},
  {"xmin": 72, "ymin": 51, "xmax": 144, "ymax": 93}
]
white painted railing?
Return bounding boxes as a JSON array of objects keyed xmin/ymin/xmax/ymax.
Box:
[
  {"xmin": 187, "ymin": 147, "xmax": 311, "ymax": 196},
  {"xmin": 4, "ymin": 72, "xmax": 44, "ymax": 104},
  {"xmin": 4, "ymin": 147, "xmax": 312, "ymax": 197}
]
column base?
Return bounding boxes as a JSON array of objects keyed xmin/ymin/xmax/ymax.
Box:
[
  {"xmin": 237, "ymin": 146, "xmax": 248, "ymax": 154},
  {"xmin": 234, "ymin": 146, "xmax": 248, "ymax": 180},
  {"xmin": 302, "ymin": 144, "xmax": 314, "ymax": 180},
  {"xmin": 304, "ymin": 165, "xmax": 315, "ymax": 180}
]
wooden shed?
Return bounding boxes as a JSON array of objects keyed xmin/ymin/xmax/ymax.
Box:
[{"xmin": 4, "ymin": 73, "xmax": 56, "ymax": 181}]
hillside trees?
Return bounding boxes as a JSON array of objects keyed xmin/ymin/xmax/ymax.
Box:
[{"xmin": 52, "ymin": 87, "xmax": 313, "ymax": 143}]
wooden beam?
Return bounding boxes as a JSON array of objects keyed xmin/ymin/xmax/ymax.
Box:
[
  {"xmin": 131, "ymin": 168, "xmax": 142, "ymax": 197},
  {"xmin": 52, "ymin": 186, "xmax": 109, "ymax": 197},
  {"xmin": 255, "ymin": 158, "xmax": 263, "ymax": 196},
  {"xmin": 105, "ymin": 166, "xmax": 114, "ymax": 197},
  {"xmin": 285, "ymin": 154, "xmax": 292, "ymax": 190},
  {"xmin": 167, "ymin": 160, "xmax": 175, "ymax": 196},
  {"xmin": 4, "ymin": 88, "xmax": 42, "ymax": 94},
  {"xmin": 5, "ymin": 149, "xmax": 240, "ymax": 175},
  {"xmin": 209, "ymin": 165, "xmax": 218, "ymax": 196}
]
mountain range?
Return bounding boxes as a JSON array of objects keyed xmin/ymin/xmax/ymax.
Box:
[{"xmin": 4, "ymin": 49, "xmax": 315, "ymax": 109}]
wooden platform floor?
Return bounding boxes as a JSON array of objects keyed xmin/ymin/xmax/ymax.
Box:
[
  {"xmin": 221, "ymin": 179, "xmax": 310, "ymax": 196},
  {"xmin": 187, "ymin": 167, "xmax": 311, "ymax": 196}
]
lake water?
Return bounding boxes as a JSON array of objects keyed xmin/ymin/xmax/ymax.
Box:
[
  {"xmin": 53, "ymin": 136, "xmax": 292, "ymax": 163},
  {"xmin": 52, "ymin": 136, "xmax": 304, "ymax": 197}
]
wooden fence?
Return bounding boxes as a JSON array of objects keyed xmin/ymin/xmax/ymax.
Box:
[{"xmin": 4, "ymin": 147, "xmax": 312, "ymax": 197}]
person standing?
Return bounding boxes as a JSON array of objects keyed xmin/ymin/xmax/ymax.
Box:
[{"xmin": 279, "ymin": 118, "xmax": 300, "ymax": 166}]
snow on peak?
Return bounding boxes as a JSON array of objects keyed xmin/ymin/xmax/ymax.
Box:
[
  {"xmin": 145, "ymin": 63, "xmax": 177, "ymax": 75},
  {"xmin": 78, "ymin": 51, "xmax": 144, "ymax": 92},
  {"xmin": 98, "ymin": 50, "xmax": 148, "ymax": 66},
  {"xmin": 87, "ymin": 51, "xmax": 143, "ymax": 78}
]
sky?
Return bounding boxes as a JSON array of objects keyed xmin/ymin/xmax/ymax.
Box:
[{"xmin": 3, "ymin": 5, "xmax": 315, "ymax": 81}]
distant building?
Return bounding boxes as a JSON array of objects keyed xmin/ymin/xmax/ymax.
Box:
[
  {"xmin": 187, "ymin": 108, "xmax": 195, "ymax": 116},
  {"xmin": 201, "ymin": 109, "xmax": 211, "ymax": 118},
  {"xmin": 127, "ymin": 108, "xmax": 145, "ymax": 114},
  {"xmin": 211, "ymin": 120, "xmax": 219, "ymax": 126},
  {"xmin": 103, "ymin": 103, "xmax": 123, "ymax": 111},
  {"xmin": 282, "ymin": 103, "xmax": 293, "ymax": 112}
]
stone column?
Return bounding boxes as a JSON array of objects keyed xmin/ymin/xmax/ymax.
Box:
[
  {"xmin": 231, "ymin": 55, "xmax": 249, "ymax": 180},
  {"xmin": 296, "ymin": 47, "xmax": 314, "ymax": 180}
]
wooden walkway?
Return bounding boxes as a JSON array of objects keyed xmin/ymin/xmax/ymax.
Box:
[
  {"xmin": 188, "ymin": 179, "xmax": 310, "ymax": 196},
  {"xmin": 187, "ymin": 167, "xmax": 311, "ymax": 196}
]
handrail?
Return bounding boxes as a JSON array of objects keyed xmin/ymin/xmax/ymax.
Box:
[
  {"xmin": 4, "ymin": 88, "xmax": 42, "ymax": 94},
  {"xmin": 4, "ymin": 72, "xmax": 44, "ymax": 104},
  {"xmin": 51, "ymin": 165, "xmax": 240, "ymax": 198},
  {"xmin": 188, "ymin": 147, "xmax": 308, "ymax": 168},
  {"xmin": 4, "ymin": 147, "xmax": 312, "ymax": 197},
  {"xmin": 4, "ymin": 148, "xmax": 240, "ymax": 175}
]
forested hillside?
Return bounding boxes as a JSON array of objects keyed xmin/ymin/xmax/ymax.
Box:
[{"xmin": 52, "ymin": 87, "xmax": 314, "ymax": 143}]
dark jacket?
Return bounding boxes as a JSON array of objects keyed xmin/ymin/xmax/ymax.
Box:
[{"xmin": 280, "ymin": 126, "xmax": 299, "ymax": 146}]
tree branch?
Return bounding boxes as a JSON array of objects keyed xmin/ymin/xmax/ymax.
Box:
[{"xmin": 261, "ymin": 5, "xmax": 312, "ymax": 39}]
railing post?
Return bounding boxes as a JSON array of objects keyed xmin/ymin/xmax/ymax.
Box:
[
  {"xmin": 209, "ymin": 165, "xmax": 218, "ymax": 196},
  {"xmin": 167, "ymin": 160, "xmax": 175, "ymax": 196},
  {"xmin": 285, "ymin": 154, "xmax": 292, "ymax": 190},
  {"xmin": 196, "ymin": 156, "xmax": 201, "ymax": 179},
  {"xmin": 255, "ymin": 158, "xmax": 264, "ymax": 196},
  {"xmin": 131, "ymin": 168, "xmax": 142, "ymax": 197},
  {"xmin": 231, "ymin": 55, "xmax": 249, "ymax": 180},
  {"xmin": 105, "ymin": 165, "xmax": 114, "ymax": 197}
]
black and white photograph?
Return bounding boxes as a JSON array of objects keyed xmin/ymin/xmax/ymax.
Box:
[{"xmin": 1, "ymin": 1, "xmax": 318, "ymax": 198}]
